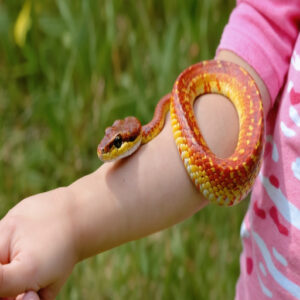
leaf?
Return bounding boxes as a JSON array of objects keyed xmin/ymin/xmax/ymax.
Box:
[{"xmin": 14, "ymin": 0, "xmax": 32, "ymax": 47}]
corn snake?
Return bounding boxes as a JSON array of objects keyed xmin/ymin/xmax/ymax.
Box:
[{"xmin": 98, "ymin": 60, "xmax": 264, "ymax": 206}]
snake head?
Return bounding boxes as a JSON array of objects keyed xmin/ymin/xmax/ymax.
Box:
[{"xmin": 97, "ymin": 117, "xmax": 142, "ymax": 162}]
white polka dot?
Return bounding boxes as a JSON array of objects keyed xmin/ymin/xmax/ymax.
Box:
[
  {"xmin": 280, "ymin": 121, "xmax": 296, "ymax": 137},
  {"xmin": 289, "ymin": 105, "xmax": 300, "ymax": 127},
  {"xmin": 292, "ymin": 158, "xmax": 300, "ymax": 181},
  {"xmin": 292, "ymin": 51, "xmax": 300, "ymax": 71},
  {"xmin": 287, "ymin": 80, "xmax": 294, "ymax": 93},
  {"xmin": 258, "ymin": 274, "xmax": 273, "ymax": 298},
  {"xmin": 272, "ymin": 142, "xmax": 279, "ymax": 162},
  {"xmin": 259, "ymin": 262, "xmax": 267, "ymax": 277},
  {"xmin": 272, "ymin": 247, "xmax": 288, "ymax": 267},
  {"xmin": 240, "ymin": 221, "xmax": 250, "ymax": 239}
]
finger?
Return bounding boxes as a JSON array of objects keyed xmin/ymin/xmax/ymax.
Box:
[
  {"xmin": 16, "ymin": 294, "xmax": 25, "ymax": 300},
  {"xmin": 15, "ymin": 291, "xmax": 40, "ymax": 300},
  {"xmin": 38, "ymin": 286, "xmax": 60, "ymax": 300},
  {"xmin": 38, "ymin": 279, "xmax": 66, "ymax": 300},
  {"xmin": 38, "ymin": 289, "xmax": 56, "ymax": 300},
  {"xmin": 22, "ymin": 291, "xmax": 40, "ymax": 300},
  {"xmin": 0, "ymin": 223, "xmax": 13, "ymax": 264},
  {"xmin": 0, "ymin": 261, "xmax": 37, "ymax": 297}
]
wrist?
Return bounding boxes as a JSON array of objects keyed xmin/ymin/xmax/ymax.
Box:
[
  {"xmin": 52, "ymin": 186, "xmax": 82, "ymax": 263},
  {"xmin": 66, "ymin": 166, "xmax": 130, "ymax": 262},
  {"xmin": 66, "ymin": 181, "xmax": 92, "ymax": 262},
  {"xmin": 66, "ymin": 175, "xmax": 103, "ymax": 262}
]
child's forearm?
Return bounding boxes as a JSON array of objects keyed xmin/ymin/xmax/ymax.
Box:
[
  {"xmin": 68, "ymin": 109, "xmax": 210, "ymax": 260},
  {"xmin": 68, "ymin": 51, "xmax": 270, "ymax": 262}
]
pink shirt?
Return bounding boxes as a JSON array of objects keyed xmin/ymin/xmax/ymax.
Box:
[{"xmin": 218, "ymin": 1, "xmax": 300, "ymax": 299}]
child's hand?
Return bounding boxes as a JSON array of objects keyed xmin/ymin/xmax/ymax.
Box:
[{"xmin": 0, "ymin": 188, "xmax": 77, "ymax": 300}]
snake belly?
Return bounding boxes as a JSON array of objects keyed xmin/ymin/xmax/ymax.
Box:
[{"xmin": 168, "ymin": 60, "xmax": 264, "ymax": 206}]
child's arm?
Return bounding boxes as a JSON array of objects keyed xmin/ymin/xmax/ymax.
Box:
[
  {"xmin": 69, "ymin": 50, "xmax": 270, "ymax": 261},
  {"xmin": 0, "ymin": 51, "xmax": 269, "ymax": 299}
]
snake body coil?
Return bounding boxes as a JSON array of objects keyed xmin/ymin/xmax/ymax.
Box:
[{"xmin": 98, "ymin": 60, "xmax": 264, "ymax": 206}]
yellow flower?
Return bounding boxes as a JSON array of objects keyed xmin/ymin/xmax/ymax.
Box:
[{"xmin": 14, "ymin": 0, "xmax": 32, "ymax": 47}]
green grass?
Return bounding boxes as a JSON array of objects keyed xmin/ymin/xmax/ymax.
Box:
[{"xmin": 0, "ymin": 1, "xmax": 249, "ymax": 299}]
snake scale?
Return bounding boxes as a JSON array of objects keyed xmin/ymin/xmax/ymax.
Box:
[{"xmin": 98, "ymin": 60, "xmax": 264, "ymax": 206}]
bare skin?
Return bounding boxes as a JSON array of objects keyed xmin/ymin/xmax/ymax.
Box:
[{"xmin": 0, "ymin": 51, "xmax": 270, "ymax": 299}]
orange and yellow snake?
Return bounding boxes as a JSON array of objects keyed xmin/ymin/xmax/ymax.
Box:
[{"xmin": 98, "ymin": 60, "xmax": 264, "ymax": 206}]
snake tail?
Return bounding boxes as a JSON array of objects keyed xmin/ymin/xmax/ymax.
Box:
[{"xmin": 141, "ymin": 93, "xmax": 171, "ymax": 144}]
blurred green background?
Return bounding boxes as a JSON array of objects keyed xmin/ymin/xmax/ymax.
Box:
[{"xmin": 0, "ymin": 0, "xmax": 250, "ymax": 299}]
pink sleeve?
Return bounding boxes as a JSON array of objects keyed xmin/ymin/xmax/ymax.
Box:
[{"xmin": 217, "ymin": 0, "xmax": 300, "ymax": 105}]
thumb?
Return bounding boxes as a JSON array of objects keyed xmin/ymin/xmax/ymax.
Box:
[{"xmin": 0, "ymin": 261, "xmax": 38, "ymax": 297}]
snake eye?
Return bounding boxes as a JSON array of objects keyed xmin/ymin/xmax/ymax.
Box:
[{"xmin": 113, "ymin": 135, "xmax": 122, "ymax": 149}]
